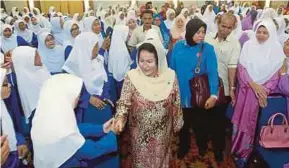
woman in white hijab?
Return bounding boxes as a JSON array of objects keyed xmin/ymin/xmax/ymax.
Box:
[
  {"xmin": 14, "ymin": 20, "xmax": 38, "ymax": 47},
  {"xmin": 31, "ymin": 74, "xmax": 118, "ymax": 168},
  {"xmin": 4, "ymin": 16, "xmax": 15, "ymax": 26},
  {"xmin": 72, "ymin": 13, "xmax": 84, "ymax": 32},
  {"xmin": 232, "ymin": 20, "xmax": 285, "ymax": 165},
  {"xmin": 50, "ymin": 16, "xmax": 65, "ymax": 45},
  {"xmin": 29, "ymin": 15, "xmax": 43, "ymax": 35},
  {"xmin": 23, "ymin": 7, "xmax": 30, "ymax": 16},
  {"xmin": 11, "ymin": 46, "xmax": 51, "ymax": 124},
  {"xmin": 164, "ymin": 8, "xmax": 175, "ymax": 30},
  {"xmin": 115, "ymin": 12, "xmax": 127, "ymax": 25},
  {"xmin": 202, "ymin": 5, "xmax": 217, "ymax": 34},
  {"xmin": 1, "ymin": 68, "xmax": 30, "ymax": 168},
  {"xmin": 253, "ymin": 8, "xmax": 277, "ymax": 31},
  {"xmin": 232, "ymin": 14, "xmax": 243, "ymax": 40},
  {"xmin": 48, "ymin": 6, "xmax": 56, "ymax": 19},
  {"xmin": 108, "ymin": 25, "xmax": 131, "ymax": 100},
  {"xmin": 32, "ymin": 8, "xmax": 51, "ymax": 32},
  {"xmin": 275, "ymin": 17, "xmax": 289, "ymax": 45},
  {"xmin": 11, "ymin": 7, "xmax": 21, "ymax": 18},
  {"xmin": 113, "ymin": 39, "xmax": 183, "ymax": 168},
  {"xmin": 62, "ymin": 32, "xmax": 112, "ymax": 125},
  {"xmin": 63, "ymin": 20, "xmax": 80, "ymax": 60},
  {"xmin": 180, "ymin": 8, "xmax": 190, "ymax": 25},
  {"xmin": 1, "ymin": 24, "xmax": 29, "ymax": 54},
  {"xmin": 37, "ymin": 32, "xmax": 65, "ymax": 74}
]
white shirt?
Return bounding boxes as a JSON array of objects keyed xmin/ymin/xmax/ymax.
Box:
[{"xmin": 205, "ymin": 32, "xmax": 241, "ymax": 96}]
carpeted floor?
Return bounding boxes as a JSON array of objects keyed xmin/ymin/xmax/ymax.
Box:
[{"xmin": 172, "ymin": 133, "xmax": 236, "ymax": 168}]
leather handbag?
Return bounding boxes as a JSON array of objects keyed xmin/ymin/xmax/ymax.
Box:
[
  {"xmin": 259, "ymin": 113, "xmax": 289, "ymax": 148},
  {"xmin": 190, "ymin": 44, "xmax": 226, "ymax": 108}
]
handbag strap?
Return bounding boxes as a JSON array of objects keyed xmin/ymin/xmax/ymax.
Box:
[
  {"xmin": 268, "ymin": 113, "xmax": 289, "ymax": 128},
  {"xmin": 194, "ymin": 43, "xmax": 204, "ymax": 75}
]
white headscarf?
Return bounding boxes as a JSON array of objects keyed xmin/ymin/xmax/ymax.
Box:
[
  {"xmin": 1, "ymin": 24, "xmax": 18, "ymax": 53},
  {"xmin": 4, "ymin": 16, "xmax": 14, "ymax": 25},
  {"xmin": 171, "ymin": 15, "xmax": 186, "ymax": 39},
  {"xmin": 108, "ymin": 25, "xmax": 131, "ymax": 81},
  {"xmin": 1, "ymin": 69, "xmax": 17, "ymax": 152},
  {"xmin": 63, "ymin": 20, "xmax": 77, "ymax": 48},
  {"xmin": 83, "ymin": 16, "xmax": 97, "ymax": 32},
  {"xmin": 62, "ymin": 32, "xmax": 107, "ymax": 96},
  {"xmin": 38, "ymin": 32, "xmax": 65, "ymax": 73},
  {"xmin": 72, "ymin": 13, "xmax": 84, "ymax": 32},
  {"xmin": 23, "ymin": 7, "xmax": 30, "ymax": 15},
  {"xmin": 232, "ymin": 14, "xmax": 243, "ymax": 39},
  {"xmin": 1, "ymin": 8, "xmax": 8, "ymax": 20},
  {"xmin": 49, "ymin": 6, "xmax": 56, "ymax": 18},
  {"xmin": 180, "ymin": 8, "xmax": 190, "ymax": 25},
  {"xmin": 258, "ymin": 8, "xmax": 277, "ymax": 21},
  {"xmin": 14, "ymin": 20, "xmax": 34, "ymax": 43},
  {"xmin": 202, "ymin": 5, "xmax": 217, "ymax": 33},
  {"xmin": 50, "ymin": 17, "xmax": 65, "ymax": 45},
  {"xmin": 33, "ymin": 8, "xmax": 51, "ymax": 31},
  {"xmin": 31, "ymin": 74, "xmax": 85, "ymax": 168},
  {"xmin": 275, "ymin": 17, "xmax": 289, "ymax": 45},
  {"xmin": 164, "ymin": 8, "xmax": 175, "ymax": 30},
  {"xmin": 127, "ymin": 39, "xmax": 175, "ymax": 101},
  {"xmin": 12, "ymin": 46, "xmax": 51, "ymax": 123},
  {"xmin": 115, "ymin": 12, "xmax": 127, "ymax": 25},
  {"xmin": 142, "ymin": 29, "xmax": 168, "ymax": 54},
  {"xmin": 11, "ymin": 7, "xmax": 19, "ymax": 17},
  {"xmin": 29, "ymin": 15, "xmax": 43, "ymax": 35},
  {"xmin": 239, "ymin": 20, "xmax": 285, "ymax": 84}
]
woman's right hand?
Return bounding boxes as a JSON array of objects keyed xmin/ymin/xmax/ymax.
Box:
[
  {"xmin": 90, "ymin": 96, "xmax": 106, "ymax": 109},
  {"xmin": 113, "ymin": 117, "xmax": 125, "ymax": 135},
  {"xmin": 258, "ymin": 97, "xmax": 268, "ymax": 108},
  {"xmin": 1, "ymin": 135, "xmax": 10, "ymax": 166},
  {"xmin": 249, "ymin": 82, "xmax": 267, "ymax": 99}
]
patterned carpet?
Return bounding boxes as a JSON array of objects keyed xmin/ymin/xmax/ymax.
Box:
[{"xmin": 172, "ymin": 133, "xmax": 236, "ymax": 168}]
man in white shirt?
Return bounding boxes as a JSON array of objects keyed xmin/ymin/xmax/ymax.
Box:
[
  {"xmin": 128, "ymin": 9, "xmax": 163, "ymax": 53},
  {"xmin": 205, "ymin": 13, "xmax": 241, "ymax": 162}
]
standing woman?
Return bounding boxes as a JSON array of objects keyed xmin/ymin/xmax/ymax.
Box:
[
  {"xmin": 63, "ymin": 20, "xmax": 80, "ymax": 60},
  {"xmin": 114, "ymin": 39, "xmax": 183, "ymax": 168},
  {"xmin": 108, "ymin": 25, "xmax": 131, "ymax": 101},
  {"xmin": 169, "ymin": 15, "xmax": 186, "ymax": 50},
  {"xmin": 37, "ymin": 32, "xmax": 65, "ymax": 75},
  {"xmin": 62, "ymin": 32, "xmax": 112, "ymax": 125},
  {"xmin": 164, "ymin": 8, "xmax": 175, "ymax": 30},
  {"xmin": 231, "ymin": 20, "xmax": 285, "ymax": 167},
  {"xmin": 153, "ymin": 14, "xmax": 170, "ymax": 49},
  {"xmin": 180, "ymin": 8, "xmax": 190, "ymax": 25},
  {"xmin": 14, "ymin": 20, "xmax": 38, "ymax": 48},
  {"xmin": 126, "ymin": 16, "xmax": 137, "ymax": 42},
  {"xmin": 169, "ymin": 19, "xmax": 219, "ymax": 158}
]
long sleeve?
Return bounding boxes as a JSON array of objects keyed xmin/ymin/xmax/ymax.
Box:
[
  {"xmin": 205, "ymin": 45, "xmax": 219, "ymax": 95},
  {"xmin": 78, "ymin": 123, "xmax": 106, "ymax": 138},
  {"xmin": 64, "ymin": 46, "xmax": 73, "ymax": 61},
  {"xmin": 262, "ymin": 72, "xmax": 279, "ymax": 94},
  {"xmin": 115, "ymin": 75, "xmax": 134, "ymax": 122},
  {"xmin": 278, "ymin": 75, "xmax": 289, "ymax": 96},
  {"xmin": 16, "ymin": 132, "xmax": 26, "ymax": 146},
  {"xmin": 169, "ymin": 43, "xmax": 177, "ymax": 70},
  {"xmin": 171, "ymin": 77, "xmax": 183, "ymax": 133},
  {"xmin": 31, "ymin": 33, "xmax": 38, "ymax": 48},
  {"xmin": 17, "ymin": 36, "xmax": 30, "ymax": 47},
  {"xmin": 237, "ymin": 64, "xmax": 253, "ymax": 87}
]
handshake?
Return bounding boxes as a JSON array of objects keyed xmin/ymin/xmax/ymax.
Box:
[{"xmin": 102, "ymin": 117, "xmax": 125, "ymax": 135}]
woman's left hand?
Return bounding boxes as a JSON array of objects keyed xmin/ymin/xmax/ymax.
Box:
[{"xmin": 205, "ymin": 97, "xmax": 217, "ymax": 110}]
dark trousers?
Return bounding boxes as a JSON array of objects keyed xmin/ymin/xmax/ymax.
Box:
[{"xmin": 178, "ymin": 101, "xmax": 230, "ymax": 153}]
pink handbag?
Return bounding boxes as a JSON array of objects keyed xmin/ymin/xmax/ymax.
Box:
[{"xmin": 259, "ymin": 113, "xmax": 289, "ymax": 148}]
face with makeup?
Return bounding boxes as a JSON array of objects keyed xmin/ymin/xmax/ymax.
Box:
[
  {"xmin": 138, "ymin": 44, "xmax": 158, "ymax": 77},
  {"xmin": 192, "ymin": 26, "xmax": 206, "ymax": 44}
]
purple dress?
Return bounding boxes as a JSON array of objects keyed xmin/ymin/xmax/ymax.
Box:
[
  {"xmin": 277, "ymin": 74, "xmax": 289, "ymax": 118},
  {"xmin": 231, "ymin": 64, "xmax": 279, "ymax": 167}
]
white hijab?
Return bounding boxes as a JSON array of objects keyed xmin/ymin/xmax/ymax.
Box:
[
  {"xmin": 12, "ymin": 46, "xmax": 51, "ymax": 123},
  {"xmin": 29, "ymin": 15, "xmax": 43, "ymax": 35},
  {"xmin": 239, "ymin": 20, "xmax": 285, "ymax": 84},
  {"xmin": 83, "ymin": 16, "xmax": 97, "ymax": 32},
  {"xmin": 5, "ymin": 16, "xmax": 14, "ymax": 25},
  {"xmin": 1, "ymin": 24, "xmax": 18, "ymax": 54},
  {"xmin": 62, "ymin": 32, "xmax": 107, "ymax": 96},
  {"xmin": 14, "ymin": 20, "xmax": 34, "ymax": 43},
  {"xmin": 23, "ymin": 7, "xmax": 30, "ymax": 15},
  {"xmin": 1, "ymin": 69, "xmax": 17, "ymax": 152},
  {"xmin": 11, "ymin": 7, "xmax": 19, "ymax": 17},
  {"xmin": 128, "ymin": 39, "xmax": 175, "ymax": 101},
  {"xmin": 31, "ymin": 74, "xmax": 85, "ymax": 168},
  {"xmin": 180, "ymin": 8, "xmax": 190, "ymax": 25},
  {"xmin": 33, "ymin": 8, "xmax": 51, "ymax": 31},
  {"xmin": 232, "ymin": 14, "xmax": 243, "ymax": 39},
  {"xmin": 164, "ymin": 8, "xmax": 175, "ymax": 30},
  {"xmin": 63, "ymin": 20, "xmax": 77, "ymax": 48},
  {"xmin": 202, "ymin": 5, "xmax": 217, "ymax": 34},
  {"xmin": 275, "ymin": 17, "xmax": 289, "ymax": 45},
  {"xmin": 72, "ymin": 13, "xmax": 84, "ymax": 32},
  {"xmin": 115, "ymin": 12, "xmax": 127, "ymax": 25},
  {"xmin": 108, "ymin": 25, "xmax": 131, "ymax": 81},
  {"xmin": 38, "ymin": 32, "xmax": 65, "ymax": 73},
  {"xmin": 50, "ymin": 17, "xmax": 65, "ymax": 45}
]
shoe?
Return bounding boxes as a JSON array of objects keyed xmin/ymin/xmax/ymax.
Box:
[{"xmin": 214, "ymin": 151, "xmax": 224, "ymax": 163}]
